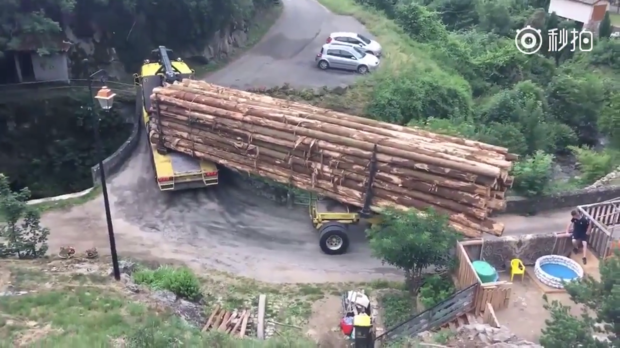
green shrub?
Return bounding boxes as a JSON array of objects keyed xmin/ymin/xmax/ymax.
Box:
[
  {"xmin": 418, "ymin": 275, "xmax": 455, "ymax": 309},
  {"xmin": 133, "ymin": 266, "xmax": 202, "ymax": 301},
  {"xmin": 511, "ymin": 151, "xmax": 554, "ymax": 197},
  {"xmin": 366, "ymin": 68, "xmax": 472, "ymax": 125},
  {"xmin": 569, "ymin": 146, "xmax": 620, "ymax": 185},
  {"xmin": 379, "ymin": 291, "xmax": 416, "ymax": 327}
]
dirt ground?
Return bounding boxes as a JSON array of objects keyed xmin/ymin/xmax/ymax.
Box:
[
  {"xmin": 494, "ymin": 252, "xmax": 599, "ymax": 343},
  {"xmin": 306, "ymin": 295, "xmax": 349, "ymax": 347}
]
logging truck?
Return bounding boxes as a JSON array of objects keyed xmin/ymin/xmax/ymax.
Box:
[{"xmin": 136, "ymin": 47, "xmax": 218, "ymax": 190}]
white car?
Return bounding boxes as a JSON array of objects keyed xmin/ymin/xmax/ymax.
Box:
[
  {"xmin": 315, "ymin": 44, "xmax": 379, "ymax": 74},
  {"xmin": 326, "ymin": 32, "xmax": 382, "ymax": 57}
]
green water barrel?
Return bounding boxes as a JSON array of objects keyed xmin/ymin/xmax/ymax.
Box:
[{"xmin": 472, "ymin": 260, "xmax": 496, "ymax": 283}]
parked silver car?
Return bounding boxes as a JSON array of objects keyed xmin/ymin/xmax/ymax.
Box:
[
  {"xmin": 326, "ymin": 32, "xmax": 382, "ymax": 57},
  {"xmin": 315, "ymin": 44, "xmax": 379, "ymax": 74}
]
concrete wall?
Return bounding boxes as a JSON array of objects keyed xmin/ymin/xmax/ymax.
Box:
[
  {"xmin": 90, "ymin": 89, "xmax": 141, "ymax": 185},
  {"xmin": 464, "ymin": 234, "xmax": 573, "ymax": 270},
  {"xmin": 503, "ymin": 185, "xmax": 620, "ymax": 215},
  {"xmin": 549, "ymin": 0, "xmax": 596, "ymax": 23},
  {"xmin": 31, "ymin": 53, "xmax": 69, "ymax": 82}
]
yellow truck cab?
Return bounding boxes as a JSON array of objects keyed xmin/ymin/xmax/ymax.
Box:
[{"xmin": 137, "ymin": 46, "xmax": 218, "ymax": 190}]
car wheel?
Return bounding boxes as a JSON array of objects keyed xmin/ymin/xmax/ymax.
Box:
[
  {"xmin": 357, "ymin": 65, "xmax": 369, "ymax": 74},
  {"xmin": 318, "ymin": 60, "xmax": 329, "ymax": 70}
]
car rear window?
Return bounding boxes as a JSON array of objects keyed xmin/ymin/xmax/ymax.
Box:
[{"xmin": 357, "ymin": 34, "xmax": 371, "ymax": 44}]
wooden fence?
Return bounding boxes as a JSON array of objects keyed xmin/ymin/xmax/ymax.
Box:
[
  {"xmin": 377, "ymin": 283, "xmax": 477, "ymax": 342},
  {"xmin": 578, "ymin": 200, "xmax": 620, "ymax": 259},
  {"xmin": 456, "ymin": 240, "xmax": 512, "ymax": 315}
]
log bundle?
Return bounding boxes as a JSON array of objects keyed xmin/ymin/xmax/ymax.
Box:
[{"xmin": 148, "ymin": 79, "xmax": 518, "ymax": 238}]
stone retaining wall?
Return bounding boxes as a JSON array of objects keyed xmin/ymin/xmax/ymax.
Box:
[
  {"xmin": 504, "ymin": 185, "xmax": 620, "ymax": 215},
  {"xmin": 90, "ymin": 88, "xmax": 141, "ymax": 185}
]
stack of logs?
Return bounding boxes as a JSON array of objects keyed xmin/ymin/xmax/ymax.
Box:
[
  {"xmin": 202, "ymin": 306, "xmax": 250, "ymax": 337},
  {"xmin": 148, "ymin": 79, "xmax": 518, "ymax": 237}
]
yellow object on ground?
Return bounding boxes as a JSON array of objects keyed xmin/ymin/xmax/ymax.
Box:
[{"xmin": 510, "ymin": 258, "xmax": 525, "ymax": 282}]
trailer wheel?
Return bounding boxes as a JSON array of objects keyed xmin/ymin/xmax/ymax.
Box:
[{"xmin": 319, "ymin": 222, "xmax": 349, "ymax": 255}]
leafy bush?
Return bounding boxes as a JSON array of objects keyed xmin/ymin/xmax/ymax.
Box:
[
  {"xmin": 418, "ymin": 275, "xmax": 455, "ymax": 308},
  {"xmin": 588, "ymin": 39, "xmax": 620, "ymax": 71},
  {"xmin": 366, "ymin": 69, "xmax": 472, "ymax": 125},
  {"xmin": 511, "ymin": 151, "xmax": 554, "ymax": 197},
  {"xmin": 0, "ymin": 174, "xmax": 49, "ymax": 259},
  {"xmin": 395, "ymin": 2, "xmax": 448, "ymax": 42},
  {"xmin": 546, "ymin": 72, "xmax": 605, "ymax": 146},
  {"xmin": 569, "ymin": 146, "xmax": 620, "ymax": 185},
  {"xmin": 598, "ymin": 91, "xmax": 620, "ymax": 148},
  {"xmin": 133, "ymin": 266, "xmax": 202, "ymax": 301}
]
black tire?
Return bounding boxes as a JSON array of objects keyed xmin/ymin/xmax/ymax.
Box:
[
  {"xmin": 319, "ymin": 222, "xmax": 349, "ymax": 255},
  {"xmin": 357, "ymin": 65, "xmax": 369, "ymax": 74},
  {"xmin": 318, "ymin": 60, "xmax": 329, "ymax": 70}
]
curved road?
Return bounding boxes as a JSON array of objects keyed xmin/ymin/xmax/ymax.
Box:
[{"xmin": 42, "ymin": 0, "xmax": 400, "ymax": 283}]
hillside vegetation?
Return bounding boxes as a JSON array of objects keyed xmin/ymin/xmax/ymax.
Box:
[{"xmin": 316, "ymin": 0, "xmax": 620, "ymax": 197}]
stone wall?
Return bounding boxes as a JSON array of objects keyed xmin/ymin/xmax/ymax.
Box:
[
  {"xmin": 466, "ymin": 234, "xmax": 573, "ymax": 271},
  {"xmin": 90, "ymin": 88, "xmax": 141, "ymax": 185},
  {"xmin": 504, "ymin": 185, "xmax": 620, "ymax": 216}
]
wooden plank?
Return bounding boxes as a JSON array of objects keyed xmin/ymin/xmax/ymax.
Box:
[
  {"xmin": 217, "ymin": 312, "xmax": 231, "ymax": 331},
  {"xmin": 257, "ymin": 294, "xmax": 266, "ymax": 339},
  {"xmin": 238, "ymin": 311, "xmax": 250, "ymax": 338},
  {"xmin": 231, "ymin": 309, "xmax": 246, "ymax": 334},
  {"xmin": 211, "ymin": 310, "xmax": 226, "ymax": 330},
  {"xmin": 225, "ymin": 311, "xmax": 238, "ymax": 333},
  {"xmin": 202, "ymin": 306, "xmax": 220, "ymax": 332},
  {"xmin": 485, "ymin": 303, "xmax": 500, "ymax": 328}
]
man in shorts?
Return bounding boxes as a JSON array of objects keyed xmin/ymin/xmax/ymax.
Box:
[{"xmin": 566, "ymin": 210, "xmax": 591, "ymax": 264}]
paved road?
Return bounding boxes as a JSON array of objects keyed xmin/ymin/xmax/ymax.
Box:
[
  {"xmin": 42, "ymin": 0, "xmax": 401, "ymax": 283},
  {"xmin": 206, "ymin": 0, "xmax": 373, "ymax": 89}
]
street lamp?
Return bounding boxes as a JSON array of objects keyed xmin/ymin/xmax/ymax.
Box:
[{"xmin": 87, "ymin": 69, "xmax": 121, "ymax": 281}]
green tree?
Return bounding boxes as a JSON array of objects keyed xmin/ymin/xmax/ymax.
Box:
[
  {"xmin": 0, "ymin": 174, "xmax": 49, "ymax": 259},
  {"xmin": 475, "ymin": 0, "xmax": 514, "ymax": 37},
  {"xmin": 599, "ymin": 12, "xmax": 612, "ymax": 39},
  {"xmin": 476, "ymin": 81, "xmax": 564, "ymax": 155},
  {"xmin": 540, "ymin": 252, "xmax": 620, "ymax": 347},
  {"xmin": 366, "ymin": 208, "xmax": 460, "ymax": 294},
  {"xmin": 428, "ymin": 0, "xmax": 479, "ymax": 31},
  {"xmin": 395, "ymin": 2, "xmax": 449, "ymax": 43},
  {"xmin": 546, "ymin": 72, "xmax": 605, "ymax": 146}
]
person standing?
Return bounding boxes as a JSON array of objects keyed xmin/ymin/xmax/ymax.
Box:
[{"xmin": 566, "ymin": 210, "xmax": 592, "ymax": 264}]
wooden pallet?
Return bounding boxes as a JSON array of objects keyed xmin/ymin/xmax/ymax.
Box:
[{"xmin": 201, "ymin": 305, "xmax": 250, "ymax": 337}]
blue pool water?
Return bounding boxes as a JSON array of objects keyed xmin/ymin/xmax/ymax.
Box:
[{"xmin": 541, "ymin": 263, "xmax": 578, "ymax": 280}]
